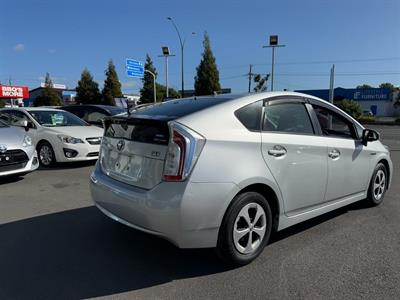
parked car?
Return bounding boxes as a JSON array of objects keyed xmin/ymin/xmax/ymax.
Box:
[
  {"xmin": 0, "ymin": 108, "xmax": 104, "ymax": 167},
  {"xmin": 60, "ymin": 105, "xmax": 125, "ymax": 127},
  {"xmin": 0, "ymin": 119, "xmax": 39, "ymax": 177},
  {"xmin": 90, "ymin": 92, "xmax": 392, "ymax": 265}
]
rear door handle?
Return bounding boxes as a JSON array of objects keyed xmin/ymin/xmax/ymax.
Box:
[
  {"xmin": 268, "ymin": 145, "xmax": 287, "ymax": 157},
  {"xmin": 328, "ymin": 149, "xmax": 340, "ymax": 159}
]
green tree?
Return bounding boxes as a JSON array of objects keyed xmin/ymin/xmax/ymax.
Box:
[
  {"xmin": 253, "ymin": 74, "xmax": 270, "ymax": 92},
  {"xmin": 140, "ymin": 54, "xmax": 158, "ymax": 103},
  {"xmin": 334, "ymin": 99, "xmax": 363, "ymax": 119},
  {"xmin": 102, "ymin": 60, "xmax": 122, "ymax": 105},
  {"xmin": 356, "ymin": 84, "xmax": 373, "ymax": 89},
  {"xmin": 76, "ymin": 68, "xmax": 101, "ymax": 104},
  {"xmin": 34, "ymin": 73, "xmax": 62, "ymax": 107},
  {"xmin": 194, "ymin": 32, "xmax": 221, "ymax": 96},
  {"xmin": 156, "ymin": 84, "xmax": 180, "ymax": 101},
  {"xmin": 379, "ymin": 82, "xmax": 396, "ymax": 91}
]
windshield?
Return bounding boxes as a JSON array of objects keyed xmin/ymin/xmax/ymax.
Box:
[{"xmin": 28, "ymin": 110, "xmax": 89, "ymax": 127}]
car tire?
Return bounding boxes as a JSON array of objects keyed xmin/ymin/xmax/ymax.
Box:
[
  {"xmin": 216, "ymin": 191, "xmax": 272, "ymax": 266},
  {"xmin": 37, "ymin": 141, "xmax": 56, "ymax": 167},
  {"xmin": 366, "ymin": 163, "xmax": 388, "ymax": 206}
]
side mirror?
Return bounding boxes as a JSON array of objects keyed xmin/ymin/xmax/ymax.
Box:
[
  {"xmin": 362, "ymin": 128, "xmax": 379, "ymax": 146},
  {"xmin": 20, "ymin": 120, "xmax": 29, "ymax": 131}
]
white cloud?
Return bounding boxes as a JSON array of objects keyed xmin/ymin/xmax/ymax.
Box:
[{"xmin": 14, "ymin": 43, "xmax": 25, "ymax": 52}]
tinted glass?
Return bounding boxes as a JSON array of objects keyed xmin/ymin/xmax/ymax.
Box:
[
  {"xmin": 235, "ymin": 101, "xmax": 262, "ymax": 131},
  {"xmin": 105, "ymin": 119, "xmax": 169, "ymax": 145},
  {"xmin": 28, "ymin": 110, "xmax": 89, "ymax": 127},
  {"xmin": 313, "ymin": 106, "xmax": 354, "ymax": 139},
  {"xmin": 263, "ymin": 103, "xmax": 314, "ymax": 134},
  {"xmin": 0, "ymin": 120, "xmax": 7, "ymax": 127},
  {"xmin": 87, "ymin": 110, "xmax": 107, "ymax": 123},
  {"xmin": 131, "ymin": 97, "xmax": 234, "ymax": 120},
  {"xmin": 2, "ymin": 111, "xmax": 30, "ymax": 127},
  {"xmin": 106, "ymin": 106, "xmax": 125, "ymax": 115}
]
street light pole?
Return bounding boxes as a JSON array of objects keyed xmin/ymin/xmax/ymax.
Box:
[
  {"xmin": 263, "ymin": 35, "xmax": 285, "ymax": 91},
  {"xmin": 159, "ymin": 46, "xmax": 175, "ymax": 99},
  {"xmin": 145, "ymin": 69, "xmax": 156, "ymax": 104},
  {"xmin": 167, "ymin": 17, "xmax": 195, "ymax": 98}
]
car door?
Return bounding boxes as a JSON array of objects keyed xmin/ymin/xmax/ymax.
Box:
[
  {"xmin": 311, "ymin": 104, "xmax": 371, "ymax": 201},
  {"xmin": 260, "ymin": 98, "xmax": 328, "ymax": 215}
]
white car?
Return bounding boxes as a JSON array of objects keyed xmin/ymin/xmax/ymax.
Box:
[
  {"xmin": 0, "ymin": 119, "xmax": 39, "ymax": 177},
  {"xmin": 0, "ymin": 108, "xmax": 104, "ymax": 166},
  {"xmin": 90, "ymin": 92, "xmax": 392, "ymax": 265}
]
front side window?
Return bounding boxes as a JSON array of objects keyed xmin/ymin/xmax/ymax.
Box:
[
  {"xmin": 313, "ymin": 105, "xmax": 355, "ymax": 139},
  {"xmin": 263, "ymin": 102, "xmax": 314, "ymax": 135},
  {"xmin": 1, "ymin": 111, "xmax": 29, "ymax": 127},
  {"xmin": 28, "ymin": 110, "xmax": 88, "ymax": 127}
]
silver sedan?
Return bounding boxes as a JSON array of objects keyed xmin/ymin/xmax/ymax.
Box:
[{"xmin": 90, "ymin": 92, "xmax": 392, "ymax": 265}]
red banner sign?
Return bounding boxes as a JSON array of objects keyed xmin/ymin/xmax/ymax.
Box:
[{"xmin": 0, "ymin": 85, "xmax": 29, "ymax": 98}]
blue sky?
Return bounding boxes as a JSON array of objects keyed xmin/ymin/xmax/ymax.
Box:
[{"xmin": 1, "ymin": 0, "xmax": 399, "ymax": 94}]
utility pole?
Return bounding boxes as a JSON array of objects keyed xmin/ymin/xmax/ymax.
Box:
[
  {"xmin": 329, "ymin": 64, "xmax": 335, "ymax": 103},
  {"xmin": 247, "ymin": 64, "xmax": 254, "ymax": 93},
  {"xmin": 145, "ymin": 70, "xmax": 157, "ymax": 104},
  {"xmin": 158, "ymin": 46, "xmax": 175, "ymax": 99},
  {"xmin": 263, "ymin": 35, "xmax": 285, "ymax": 91}
]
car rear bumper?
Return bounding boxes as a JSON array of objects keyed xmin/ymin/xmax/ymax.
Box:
[{"xmin": 90, "ymin": 162, "xmax": 239, "ymax": 248}]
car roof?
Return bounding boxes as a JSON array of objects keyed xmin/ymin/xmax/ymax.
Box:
[{"xmin": 1, "ymin": 107, "xmax": 64, "ymax": 112}]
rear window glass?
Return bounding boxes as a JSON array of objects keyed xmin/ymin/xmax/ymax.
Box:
[
  {"xmin": 104, "ymin": 119, "xmax": 169, "ymax": 145},
  {"xmin": 131, "ymin": 97, "xmax": 234, "ymax": 120}
]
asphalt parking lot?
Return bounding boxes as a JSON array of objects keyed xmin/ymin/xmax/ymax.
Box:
[{"xmin": 1, "ymin": 125, "xmax": 399, "ymax": 300}]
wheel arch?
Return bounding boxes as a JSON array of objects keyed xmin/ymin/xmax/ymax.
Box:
[
  {"xmin": 225, "ymin": 182, "xmax": 281, "ymax": 232},
  {"xmin": 377, "ymin": 158, "xmax": 391, "ymax": 188}
]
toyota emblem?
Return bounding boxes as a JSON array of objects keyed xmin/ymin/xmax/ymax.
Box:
[{"xmin": 116, "ymin": 140, "xmax": 125, "ymax": 151}]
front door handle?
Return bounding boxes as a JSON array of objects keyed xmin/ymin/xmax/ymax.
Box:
[
  {"xmin": 268, "ymin": 145, "xmax": 287, "ymax": 157},
  {"xmin": 328, "ymin": 149, "xmax": 341, "ymax": 159}
]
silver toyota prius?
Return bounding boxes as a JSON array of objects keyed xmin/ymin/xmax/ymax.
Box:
[{"xmin": 90, "ymin": 92, "xmax": 393, "ymax": 265}]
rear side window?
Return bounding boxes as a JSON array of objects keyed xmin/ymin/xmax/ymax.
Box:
[
  {"xmin": 263, "ymin": 103, "xmax": 314, "ymax": 135},
  {"xmin": 235, "ymin": 101, "xmax": 262, "ymax": 131}
]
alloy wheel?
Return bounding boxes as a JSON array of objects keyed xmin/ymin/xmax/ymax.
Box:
[
  {"xmin": 39, "ymin": 145, "xmax": 53, "ymax": 166},
  {"xmin": 233, "ymin": 202, "xmax": 266, "ymax": 254},
  {"xmin": 373, "ymin": 170, "xmax": 386, "ymax": 200}
]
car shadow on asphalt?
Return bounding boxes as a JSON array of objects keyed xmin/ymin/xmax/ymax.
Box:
[
  {"xmin": 0, "ymin": 174, "xmax": 25, "ymax": 184},
  {"xmin": 0, "ymin": 206, "xmax": 229, "ymax": 299},
  {"xmin": 0, "ymin": 201, "xmax": 371, "ymax": 299}
]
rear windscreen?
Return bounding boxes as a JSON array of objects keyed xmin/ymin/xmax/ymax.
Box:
[
  {"xmin": 104, "ymin": 118, "xmax": 169, "ymax": 145},
  {"xmin": 131, "ymin": 97, "xmax": 234, "ymax": 120}
]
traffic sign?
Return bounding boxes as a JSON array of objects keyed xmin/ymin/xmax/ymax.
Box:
[{"xmin": 126, "ymin": 59, "xmax": 144, "ymax": 78}]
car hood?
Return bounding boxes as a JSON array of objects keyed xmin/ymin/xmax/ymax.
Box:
[
  {"xmin": 0, "ymin": 126, "xmax": 26, "ymax": 148},
  {"xmin": 46, "ymin": 126, "xmax": 104, "ymax": 139}
]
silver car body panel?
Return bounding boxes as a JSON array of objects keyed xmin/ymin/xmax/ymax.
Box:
[
  {"xmin": 0, "ymin": 125, "xmax": 38, "ymax": 176},
  {"xmin": 90, "ymin": 91, "xmax": 393, "ymax": 248}
]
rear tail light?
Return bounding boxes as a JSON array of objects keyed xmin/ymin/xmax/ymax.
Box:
[{"xmin": 163, "ymin": 123, "xmax": 205, "ymax": 181}]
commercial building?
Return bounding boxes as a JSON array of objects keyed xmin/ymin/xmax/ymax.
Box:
[
  {"xmin": 296, "ymin": 87, "xmax": 399, "ymax": 117},
  {"xmin": 25, "ymin": 86, "xmax": 77, "ymax": 106}
]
